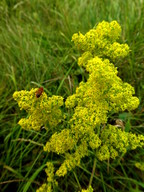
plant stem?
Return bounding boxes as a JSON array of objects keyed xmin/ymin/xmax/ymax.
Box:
[
  {"xmin": 73, "ymin": 171, "xmax": 82, "ymax": 191},
  {"xmin": 89, "ymin": 158, "xmax": 97, "ymax": 187},
  {"xmin": 12, "ymin": 138, "xmax": 44, "ymax": 147}
]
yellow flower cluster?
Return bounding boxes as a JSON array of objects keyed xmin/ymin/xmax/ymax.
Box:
[
  {"xmin": 97, "ymin": 125, "xmax": 144, "ymax": 161},
  {"xmin": 64, "ymin": 21, "xmax": 142, "ymax": 165},
  {"xmin": 135, "ymin": 162, "xmax": 144, "ymax": 171},
  {"xmin": 66, "ymin": 56, "xmax": 139, "ymax": 133},
  {"xmin": 13, "ymin": 21, "xmax": 144, "ymax": 191},
  {"xmin": 36, "ymin": 162, "xmax": 57, "ymax": 192},
  {"xmin": 56, "ymin": 141, "xmax": 88, "ymax": 177},
  {"xmin": 44, "ymin": 129, "xmax": 76, "ymax": 154},
  {"xmin": 72, "ymin": 20, "xmax": 129, "ymax": 61},
  {"xmin": 45, "ymin": 162, "xmax": 55, "ymax": 183},
  {"xmin": 81, "ymin": 186, "xmax": 93, "ymax": 192},
  {"xmin": 36, "ymin": 183, "xmax": 52, "ymax": 192},
  {"xmin": 13, "ymin": 88, "xmax": 63, "ymax": 131}
]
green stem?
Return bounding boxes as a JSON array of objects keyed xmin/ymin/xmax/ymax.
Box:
[
  {"xmin": 89, "ymin": 158, "xmax": 97, "ymax": 187},
  {"xmin": 12, "ymin": 138, "xmax": 44, "ymax": 147},
  {"xmin": 73, "ymin": 171, "xmax": 82, "ymax": 191}
]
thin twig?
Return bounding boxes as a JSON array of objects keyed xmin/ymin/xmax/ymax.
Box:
[
  {"xmin": 12, "ymin": 138, "xmax": 44, "ymax": 147},
  {"xmin": 0, "ymin": 179, "xmax": 39, "ymax": 185},
  {"xmin": 42, "ymin": 77, "xmax": 62, "ymax": 84}
]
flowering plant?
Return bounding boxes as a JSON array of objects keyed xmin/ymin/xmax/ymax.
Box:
[{"xmin": 13, "ymin": 21, "xmax": 144, "ymax": 192}]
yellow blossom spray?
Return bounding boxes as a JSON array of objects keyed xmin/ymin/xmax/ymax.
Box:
[{"xmin": 13, "ymin": 21, "xmax": 144, "ymax": 192}]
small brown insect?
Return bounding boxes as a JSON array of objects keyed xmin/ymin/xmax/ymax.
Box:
[{"xmin": 35, "ymin": 87, "xmax": 44, "ymax": 98}]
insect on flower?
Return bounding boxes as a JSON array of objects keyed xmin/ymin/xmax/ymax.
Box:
[{"xmin": 35, "ymin": 87, "xmax": 44, "ymax": 98}]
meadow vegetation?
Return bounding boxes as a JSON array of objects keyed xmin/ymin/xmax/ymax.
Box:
[{"xmin": 0, "ymin": 0, "xmax": 144, "ymax": 192}]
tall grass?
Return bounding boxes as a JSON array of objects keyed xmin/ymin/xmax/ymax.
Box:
[{"xmin": 0, "ymin": 0, "xmax": 144, "ymax": 191}]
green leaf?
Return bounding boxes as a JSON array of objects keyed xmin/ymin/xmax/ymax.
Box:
[
  {"xmin": 118, "ymin": 112, "xmax": 132, "ymax": 121},
  {"xmin": 23, "ymin": 164, "xmax": 46, "ymax": 192},
  {"xmin": 125, "ymin": 119, "xmax": 131, "ymax": 132}
]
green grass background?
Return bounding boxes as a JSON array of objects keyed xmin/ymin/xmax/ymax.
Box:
[{"xmin": 0, "ymin": 0, "xmax": 144, "ymax": 191}]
